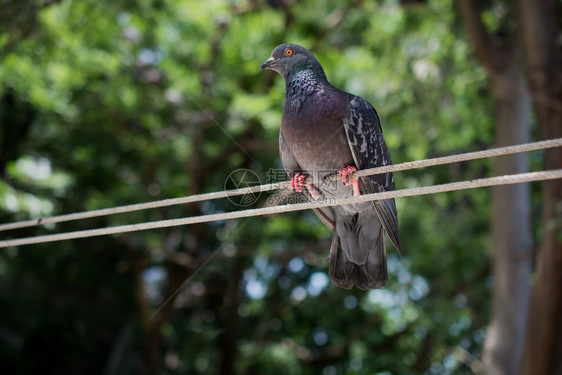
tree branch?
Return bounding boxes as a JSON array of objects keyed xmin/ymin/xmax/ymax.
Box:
[
  {"xmin": 457, "ymin": 0, "xmax": 507, "ymax": 73},
  {"xmin": 517, "ymin": 0, "xmax": 558, "ymax": 69}
]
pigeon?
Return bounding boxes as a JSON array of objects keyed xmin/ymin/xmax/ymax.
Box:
[{"xmin": 260, "ymin": 43, "xmax": 400, "ymax": 290}]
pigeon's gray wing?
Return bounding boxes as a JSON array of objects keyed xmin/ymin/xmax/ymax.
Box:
[
  {"xmin": 342, "ymin": 96, "xmax": 400, "ymax": 253},
  {"xmin": 279, "ymin": 131, "xmax": 335, "ymax": 231}
]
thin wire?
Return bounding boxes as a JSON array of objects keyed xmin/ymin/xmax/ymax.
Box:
[
  {"xmin": 146, "ymin": 216, "xmax": 254, "ymax": 324},
  {"xmin": 1, "ymin": 138, "xmax": 561, "ymax": 232},
  {"xmin": 1, "ymin": 169, "xmax": 561, "ymax": 248},
  {"xmin": 159, "ymin": 60, "xmax": 256, "ymax": 163},
  {"xmin": 146, "ymin": 246, "xmax": 221, "ymax": 323}
]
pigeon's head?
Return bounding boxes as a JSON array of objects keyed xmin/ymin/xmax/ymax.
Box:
[{"xmin": 260, "ymin": 43, "xmax": 323, "ymax": 79}]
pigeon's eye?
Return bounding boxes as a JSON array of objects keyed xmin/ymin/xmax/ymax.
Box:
[{"xmin": 285, "ymin": 48, "xmax": 293, "ymax": 56}]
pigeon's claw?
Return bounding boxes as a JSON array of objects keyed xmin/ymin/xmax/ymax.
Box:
[
  {"xmin": 289, "ymin": 173, "xmax": 322, "ymax": 198},
  {"xmin": 290, "ymin": 173, "xmax": 307, "ymax": 192},
  {"xmin": 339, "ymin": 166, "xmax": 360, "ymax": 196},
  {"xmin": 339, "ymin": 166, "xmax": 357, "ymax": 185}
]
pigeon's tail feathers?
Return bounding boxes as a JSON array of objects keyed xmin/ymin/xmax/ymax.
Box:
[
  {"xmin": 329, "ymin": 231, "xmax": 356, "ymax": 289},
  {"xmin": 355, "ymin": 222, "xmax": 387, "ymax": 289},
  {"xmin": 329, "ymin": 211, "xmax": 388, "ymax": 290}
]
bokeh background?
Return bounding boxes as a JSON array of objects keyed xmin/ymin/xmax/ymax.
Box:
[{"xmin": 1, "ymin": 1, "xmax": 561, "ymax": 374}]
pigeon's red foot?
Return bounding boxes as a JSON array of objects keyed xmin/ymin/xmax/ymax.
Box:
[
  {"xmin": 339, "ymin": 166, "xmax": 357, "ymax": 185},
  {"xmin": 289, "ymin": 173, "xmax": 321, "ymax": 198},
  {"xmin": 290, "ymin": 173, "xmax": 307, "ymax": 192},
  {"xmin": 339, "ymin": 166, "xmax": 360, "ymax": 196}
]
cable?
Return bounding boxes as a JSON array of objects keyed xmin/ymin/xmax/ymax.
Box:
[
  {"xmin": 1, "ymin": 138, "xmax": 561, "ymax": 232},
  {"xmin": 327, "ymin": 138, "xmax": 562, "ymax": 180},
  {"xmin": 1, "ymin": 169, "xmax": 560, "ymax": 248},
  {"xmin": 0, "ymin": 181, "xmax": 287, "ymax": 232}
]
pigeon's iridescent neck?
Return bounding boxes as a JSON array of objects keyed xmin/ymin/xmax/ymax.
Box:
[{"xmin": 285, "ymin": 68, "xmax": 330, "ymax": 105}]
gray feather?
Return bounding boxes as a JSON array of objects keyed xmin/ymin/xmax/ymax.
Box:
[
  {"xmin": 344, "ymin": 97, "xmax": 401, "ymax": 253},
  {"xmin": 330, "ymin": 208, "xmax": 388, "ymax": 290}
]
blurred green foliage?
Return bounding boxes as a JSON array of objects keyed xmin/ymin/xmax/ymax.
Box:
[{"xmin": 0, "ymin": 0, "xmax": 519, "ymax": 374}]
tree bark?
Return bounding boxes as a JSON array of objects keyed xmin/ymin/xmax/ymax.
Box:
[
  {"xmin": 218, "ymin": 258, "xmax": 243, "ymax": 375},
  {"xmin": 517, "ymin": 1, "xmax": 562, "ymax": 374},
  {"xmin": 458, "ymin": 2, "xmax": 533, "ymax": 374},
  {"xmin": 486, "ymin": 67, "xmax": 532, "ymax": 375}
]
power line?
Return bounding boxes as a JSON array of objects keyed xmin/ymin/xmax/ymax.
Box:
[
  {"xmin": 1, "ymin": 169, "xmax": 561, "ymax": 248},
  {"xmin": 1, "ymin": 137, "xmax": 561, "ymax": 232}
]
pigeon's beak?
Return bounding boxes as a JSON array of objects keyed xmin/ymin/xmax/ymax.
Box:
[{"xmin": 259, "ymin": 57, "xmax": 277, "ymax": 71}]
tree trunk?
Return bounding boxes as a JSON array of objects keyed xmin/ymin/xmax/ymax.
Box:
[
  {"xmin": 457, "ymin": 2, "xmax": 533, "ymax": 373},
  {"xmin": 517, "ymin": 1, "xmax": 562, "ymax": 374},
  {"xmin": 485, "ymin": 67, "xmax": 532, "ymax": 375},
  {"xmin": 218, "ymin": 258, "xmax": 243, "ymax": 375}
]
